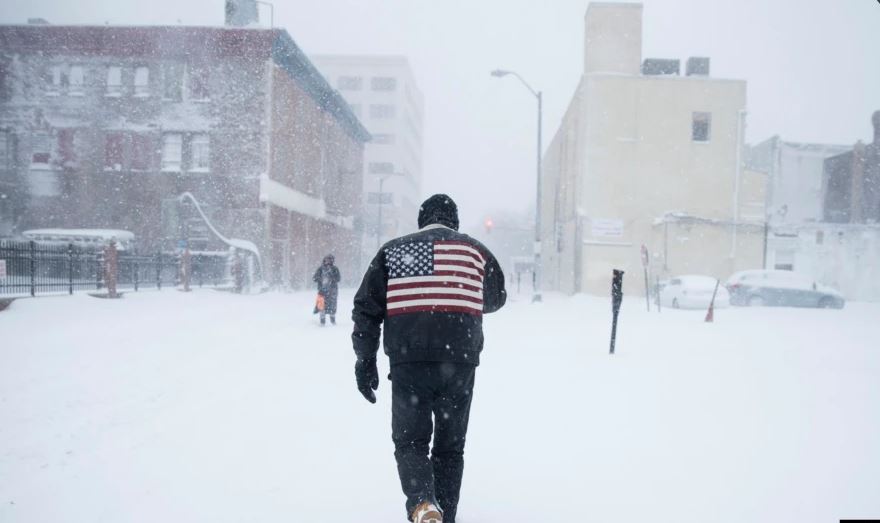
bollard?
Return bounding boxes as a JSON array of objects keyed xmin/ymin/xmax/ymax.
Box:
[{"xmin": 610, "ymin": 269, "xmax": 625, "ymax": 355}]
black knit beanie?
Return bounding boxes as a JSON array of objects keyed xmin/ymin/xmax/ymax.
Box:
[{"xmin": 417, "ymin": 194, "xmax": 459, "ymax": 230}]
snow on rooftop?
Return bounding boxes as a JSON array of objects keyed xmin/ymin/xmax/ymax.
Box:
[{"xmin": 23, "ymin": 228, "xmax": 135, "ymax": 240}]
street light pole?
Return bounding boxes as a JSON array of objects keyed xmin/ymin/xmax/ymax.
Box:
[
  {"xmin": 375, "ymin": 172, "xmax": 403, "ymax": 249},
  {"xmin": 492, "ymin": 69, "xmax": 543, "ymax": 302},
  {"xmin": 376, "ymin": 176, "xmax": 386, "ymax": 249}
]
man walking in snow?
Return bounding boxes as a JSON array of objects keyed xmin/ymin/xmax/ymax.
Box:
[{"xmin": 351, "ymin": 194, "xmax": 507, "ymax": 523}]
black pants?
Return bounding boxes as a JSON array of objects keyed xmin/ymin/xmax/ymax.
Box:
[{"xmin": 391, "ymin": 362, "xmax": 476, "ymax": 523}]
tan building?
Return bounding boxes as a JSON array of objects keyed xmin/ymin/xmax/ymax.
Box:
[{"xmin": 542, "ymin": 2, "xmax": 765, "ymax": 296}]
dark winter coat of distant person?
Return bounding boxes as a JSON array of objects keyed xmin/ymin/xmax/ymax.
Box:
[
  {"xmin": 314, "ymin": 254, "xmax": 341, "ymax": 325},
  {"xmin": 351, "ymin": 193, "xmax": 506, "ymax": 523}
]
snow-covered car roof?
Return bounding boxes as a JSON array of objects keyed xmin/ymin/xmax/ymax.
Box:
[{"xmin": 669, "ymin": 275, "xmax": 721, "ymax": 289}]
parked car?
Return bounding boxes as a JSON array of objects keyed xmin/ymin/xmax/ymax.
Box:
[
  {"xmin": 726, "ymin": 270, "xmax": 845, "ymax": 309},
  {"xmin": 660, "ymin": 275, "xmax": 729, "ymax": 309}
]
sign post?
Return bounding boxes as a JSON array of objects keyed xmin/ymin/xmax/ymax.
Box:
[{"xmin": 641, "ymin": 244, "xmax": 651, "ymax": 312}]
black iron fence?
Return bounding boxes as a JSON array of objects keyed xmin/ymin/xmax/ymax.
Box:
[{"xmin": 0, "ymin": 240, "xmax": 230, "ymax": 297}]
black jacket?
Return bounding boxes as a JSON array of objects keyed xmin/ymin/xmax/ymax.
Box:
[{"xmin": 352, "ymin": 224, "xmax": 506, "ymax": 366}]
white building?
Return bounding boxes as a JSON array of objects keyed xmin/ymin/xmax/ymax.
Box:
[
  {"xmin": 747, "ymin": 137, "xmax": 849, "ymax": 225},
  {"xmin": 311, "ymin": 55, "xmax": 425, "ymax": 253},
  {"xmin": 542, "ymin": 2, "xmax": 762, "ymax": 296}
]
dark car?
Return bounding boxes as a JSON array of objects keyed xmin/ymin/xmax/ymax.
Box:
[{"xmin": 726, "ymin": 270, "xmax": 845, "ymax": 309}]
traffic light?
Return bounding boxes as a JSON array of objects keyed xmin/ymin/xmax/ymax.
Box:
[{"xmin": 484, "ymin": 218, "xmax": 494, "ymax": 233}]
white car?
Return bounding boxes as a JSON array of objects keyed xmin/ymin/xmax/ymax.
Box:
[{"xmin": 660, "ymin": 275, "xmax": 729, "ymax": 309}]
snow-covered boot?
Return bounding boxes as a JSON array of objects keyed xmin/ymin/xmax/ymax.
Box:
[
  {"xmin": 411, "ymin": 501, "xmax": 442, "ymax": 523},
  {"xmin": 330, "ymin": 315, "xmax": 336, "ymax": 325}
]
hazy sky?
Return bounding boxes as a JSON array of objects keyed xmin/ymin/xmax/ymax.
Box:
[{"xmin": 2, "ymin": 0, "xmax": 878, "ymax": 228}]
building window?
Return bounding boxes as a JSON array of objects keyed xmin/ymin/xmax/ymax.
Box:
[
  {"xmin": 337, "ymin": 76, "xmax": 362, "ymax": 90},
  {"xmin": 368, "ymin": 162, "xmax": 394, "ymax": 175},
  {"xmin": 190, "ymin": 134, "xmax": 210, "ymax": 172},
  {"xmin": 370, "ymin": 104, "xmax": 396, "ymax": 119},
  {"xmin": 189, "ymin": 65, "xmax": 210, "ymax": 101},
  {"xmin": 68, "ymin": 66, "xmax": 84, "ymax": 95},
  {"xmin": 161, "ymin": 133, "xmax": 183, "ymax": 171},
  {"xmin": 0, "ymin": 61, "xmax": 9, "ymax": 101},
  {"xmin": 30, "ymin": 132, "xmax": 51, "ymax": 167},
  {"xmin": 692, "ymin": 112, "xmax": 711, "ymax": 142},
  {"xmin": 104, "ymin": 133, "xmax": 124, "ymax": 171},
  {"xmin": 131, "ymin": 134, "xmax": 152, "ymax": 171},
  {"xmin": 0, "ymin": 130, "xmax": 12, "ymax": 170},
  {"xmin": 44, "ymin": 65, "xmax": 65, "ymax": 95},
  {"xmin": 106, "ymin": 66, "xmax": 122, "ymax": 96},
  {"xmin": 162, "ymin": 62, "xmax": 184, "ymax": 101},
  {"xmin": 371, "ymin": 77, "xmax": 397, "ymax": 91},
  {"xmin": 134, "ymin": 66, "xmax": 150, "ymax": 97},
  {"xmin": 372, "ymin": 134, "xmax": 396, "ymax": 145},
  {"xmin": 57, "ymin": 129, "xmax": 76, "ymax": 169},
  {"xmin": 774, "ymin": 250, "xmax": 795, "ymax": 271}
]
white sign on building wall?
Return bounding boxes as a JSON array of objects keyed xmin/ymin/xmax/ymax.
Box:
[{"xmin": 591, "ymin": 218, "xmax": 624, "ymax": 238}]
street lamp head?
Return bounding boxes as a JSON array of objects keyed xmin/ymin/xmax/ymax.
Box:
[{"xmin": 491, "ymin": 69, "xmax": 511, "ymax": 78}]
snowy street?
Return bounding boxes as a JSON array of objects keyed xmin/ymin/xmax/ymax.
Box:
[{"xmin": 1, "ymin": 290, "xmax": 879, "ymax": 522}]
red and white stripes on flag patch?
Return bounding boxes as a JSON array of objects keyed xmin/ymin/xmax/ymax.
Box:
[{"xmin": 386, "ymin": 240, "xmax": 486, "ymax": 316}]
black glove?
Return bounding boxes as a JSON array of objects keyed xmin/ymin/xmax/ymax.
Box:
[{"xmin": 355, "ymin": 358, "xmax": 379, "ymax": 404}]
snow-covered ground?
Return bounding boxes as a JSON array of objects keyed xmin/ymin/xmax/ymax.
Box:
[{"xmin": 1, "ymin": 289, "xmax": 878, "ymax": 522}]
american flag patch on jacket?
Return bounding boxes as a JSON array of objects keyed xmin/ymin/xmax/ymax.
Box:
[{"xmin": 385, "ymin": 240, "xmax": 485, "ymax": 316}]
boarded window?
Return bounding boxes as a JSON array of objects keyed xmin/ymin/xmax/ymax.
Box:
[
  {"xmin": 161, "ymin": 133, "xmax": 183, "ymax": 170},
  {"xmin": 190, "ymin": 134, "xmax": 210, "ymax": 171},
  {"xmin": 773, "ymin": 250, "xmax": 795, "ymax": 271},
  {"xmin": 162, "ymin": 62, "xmax": 184, "ymax": 101},
  {"xmin": 131, "ymin": 134, "xmax": 152, "ymax": 171},
  {"xmin": 105, "ymin": 133, "xmax": 124, "ymax": 171},
  {"xmin": 368, "ymin": 162, "xmax": 394, "ymax": 174},
  {"xmin": 337, "ymin": 76, "xmax": 362, "ymax": 90},
  {"xmin": 692, "ymin": 112, "xmax": 711, "ymax": 142},
  {"xmin": 57, "ymin": 129, "xmax": 76, "ymax": 169},
  {"xmin": 369, "ymin": 104, "xmax": 396, "ymax": 119},
  {"xmin": 68, "ymin": 66, "xmax": 84, "ymax": 94},
  {"xmin": 189, "ymin": 65, "xmax": 209, "ymax": 100},
  {"xmin": 106, "ymin": 66, "xmax": 122, "ymax": 95},
  {"xmin": 372, "ymin": 134, "xmax": 396, "ymax": 145},
  {"xmin": 134, "ymin": 66, "xmax": 150, "ymax": 96},
  {"xmin": 371, "ymin": 77, "xmax": 397, "ymax": 91},
  {"xmin": 0, "ymin": 130, "xmax": 11, "ymax": 170},
  {"xmin": 0, "ymin": 60, "xmax": 9, "ymax": 101},
  {"xmin": 45, "ymin": 65, "xmax": 65, "ymax": 93},
  {"xmin": 31, "ymin": 132, "xmax": 51, "ymax": 166}
]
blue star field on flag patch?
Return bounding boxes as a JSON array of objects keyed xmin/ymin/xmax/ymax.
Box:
[{"xmin": 385, "ymin": 242, "xmax": 434, "ymax": 278}]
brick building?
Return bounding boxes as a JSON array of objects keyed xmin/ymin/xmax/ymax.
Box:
[
  {"xmin": 0, "ymin": 21, "xmax": 369, "ymax": 287},
  {"xmin": 823, "ymin": 111, "xmax": 880, "ymax": 224}
]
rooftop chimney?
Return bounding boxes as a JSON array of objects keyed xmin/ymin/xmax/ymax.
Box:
[
  {"xmin": 225, "ymin": 0, "xmax": 259, "ymax": 27},
  {"xmin": 584, "ymin": 3, "xmax": 643, "ymax": 75}
]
